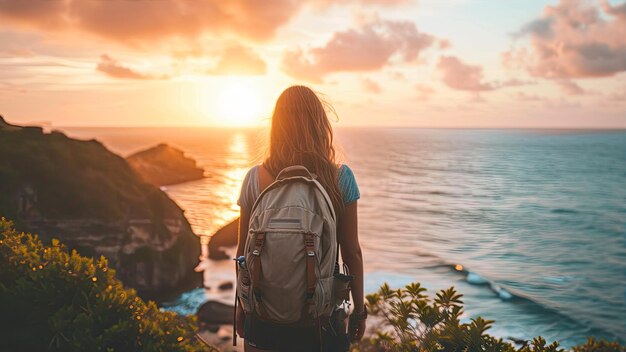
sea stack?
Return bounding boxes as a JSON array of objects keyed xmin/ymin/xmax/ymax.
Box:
[{"xmin": 127, "ymin": 143, "xmax": 205, "ymax": 187}]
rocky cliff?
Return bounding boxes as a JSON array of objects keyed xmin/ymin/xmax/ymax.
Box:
[
  {"xmin": 127, "ymin": 143, "xmax": 204, "ymax": 187},
  {"xmin": 0, "ymin": 117, "xmax": 201, "ymax": 298}
]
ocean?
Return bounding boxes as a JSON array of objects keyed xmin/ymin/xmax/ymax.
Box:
[{"xmin": 60, "ymin": 127, "xmax": 626, "ymax": 348}]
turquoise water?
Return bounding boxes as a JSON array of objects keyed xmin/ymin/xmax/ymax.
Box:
[{"xmin": 62, "ymin": 127, "xmax": 626, "ymax": 347}]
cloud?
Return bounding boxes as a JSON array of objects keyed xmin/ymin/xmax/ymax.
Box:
[
  {"xmin": 514, "ymin": 18, "xmax": 554, "ymax": 39},
  {"xmin": 601, "ymin": 0, "xmax": 626, "ymax": 18},
  {"xmin": 281, "ymin": 18, "xmax": 437, "ymax": 82},
  {"xmin": 608, "ymin": 86, "xmax": 626, "ymax": 101},
  {"xmin": 96, "ymin": 55, "xmax": 167, "ymax": 80},
  {"xmin": 0, "ymin": 0, "xmax": 303, "ymax": 44},
  {"xmin": 361, "ymin": 78, "xmax": 382, "ymax": 93},
  {"xmin": 554, "ymin": 79, "xmax": 586, "ymax": 95},
  {"xmin": 437, "ymin": 55, "xmax": 534, "ymax": 93},
  {"xmin": 438, "ymin": 39, "xmax": 452, "ymax": 50},
  {"xmin": 500, "ymin": 78, "xmax": 534, "ymax": 87},
  {"xmin": 506, "ymin": 0, "xmax": 626, "ymax": 79},
  {"xmin": 437, "ymin": 56, "xmax": 496, "ymax": 92},
  {"xmin": 513, "ymin": 91, "xmax": 546, "ymax": 102},
  {"xmin": 387, "ymin": 70, "xmax": 406, "ymax": 80},
  {"xmin": 208, "ymin": 46, "xmax": 267, "ymax": 75},
  {"xmin": 313, "ymin": 0, "xmax": 409, "ymax": 6},
  {"xmin": 415, "ymin": 84, "xmax": 435, "ymax": 100}
]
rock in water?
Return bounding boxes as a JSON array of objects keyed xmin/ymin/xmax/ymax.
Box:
[
  {"xmin": 127, "ymin": 143, "xmax": 204, "ymax": 186},
  {"xmin": 208, "ymin": 217, "xmax": 239, "ymax": 260},
  {"xmin": 0, "ymin": 123, "xmax": 202, "ymax": 299},
  {"xmin": 197, "ymin": 301, "xmax": 234, "ymax": 325},
  {"xmin": 217, "ymin": 281, "xmax": 234, "ymax": 291}
]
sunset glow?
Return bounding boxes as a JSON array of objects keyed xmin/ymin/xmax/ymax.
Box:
[
  {"xmin": 213, "ymin": 78, "xmax": 264, "ymax": 127},
  {"xmin": 0, "ymin": 0, "xmax": 624, "ymax": 128}
]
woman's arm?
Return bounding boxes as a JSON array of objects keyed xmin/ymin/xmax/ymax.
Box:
[
  {"xmin": 338, "ymin": 201, "xmax": 365, "ymax": 340},
  {"xmin": 237, "ymin": 208, "xmax": 250, "ymax": 257}
]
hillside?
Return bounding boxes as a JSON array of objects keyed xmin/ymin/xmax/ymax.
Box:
[{"xmin": 0, "ymin": 117, "xmax": 201, "ymax": 298}]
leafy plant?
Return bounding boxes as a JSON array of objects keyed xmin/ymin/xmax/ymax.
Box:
[
  {"xmin": 571, "ymin": 338, "xmax": 625, "ymax": 352},
  {"xmin": 0, "ymin": 218, "xmax": 215, "ymax": 352},
  {"xmin": 355, "ymin": 282, "xmax": 624, "ymax": 352}
]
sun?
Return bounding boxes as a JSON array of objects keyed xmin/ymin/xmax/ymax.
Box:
[{"xmin": 214, "ymin": 77, "xmax": 264, "ymax": 126}]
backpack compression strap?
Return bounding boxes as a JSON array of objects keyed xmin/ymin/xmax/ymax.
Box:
[
  {"xmin": 302, "ymin": 232, "xmax": 317, "ymax": 320},
  {"xmin": 250, "ymin": 232, "xmax": 270, "ymax": 317}
]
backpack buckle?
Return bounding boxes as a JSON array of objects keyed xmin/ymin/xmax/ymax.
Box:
[
  {"xmin": 252, "ymin": 249, "xmax": 260, "ymax": 256},
  {"xmin": 304, "ymin": 233, "xmax": 315, "ymax": 248},
  {"xmin": 307, "ymin": 251, "xmax": 315, "ymax": 257}
]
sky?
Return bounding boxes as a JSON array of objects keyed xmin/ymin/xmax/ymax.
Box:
[{"xmin": 0, "ymin": 0, "xmax": 625, "ymax": 128}]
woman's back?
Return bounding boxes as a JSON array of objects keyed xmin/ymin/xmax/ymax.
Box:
[{"xmin": 234, "ymin": 86, "xmax": 366, "ymax": 352}]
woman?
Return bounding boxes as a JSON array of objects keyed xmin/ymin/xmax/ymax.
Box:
[{"xmin": 235, "ymin": 85, "xmax": 366, "ymax": 351}]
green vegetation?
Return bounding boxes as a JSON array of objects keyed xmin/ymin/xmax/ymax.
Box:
[
  {"xmin": 356, "ymin": 283, "xmax": 625, "ymax": 352},
  {"xmin": 0, "ymin": 218, "xmax": 214, "ymax": 352},
  {"xmin": 1, "ymin": 214, "xmax": 623, "ymax": 352},
  {"xmin": 0, "ymin": 127, "xmax": 179, "ymax": 223}
]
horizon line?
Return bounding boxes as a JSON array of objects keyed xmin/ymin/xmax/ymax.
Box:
[{"xmin": 49, "ymin": 124, "xmax": 626, "ymax": 130}]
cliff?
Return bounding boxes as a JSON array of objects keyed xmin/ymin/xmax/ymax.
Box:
[
  {"xmin": 127, "ymin": 143, "xmax": 204, "ymax": 187},
  {"xmin": 0, "ymin": 114, "xmax": 22, "ymax": 131},
  {"xmin": 0, "ymin": 118, "xmax": 201, "ymax": 298}
]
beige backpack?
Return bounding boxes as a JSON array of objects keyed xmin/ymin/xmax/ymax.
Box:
[{"xmin": 236, "ymin": 165, "xmax": 338, "ymax": 324}]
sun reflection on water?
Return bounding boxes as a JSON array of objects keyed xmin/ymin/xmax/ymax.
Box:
[
  {"xmin": 210, "ymin": 132, "xmax": 250, "ymax": 230},
  {"xmin": 163, "ymin": 131, "xmax": 254, "ymax": 262}
]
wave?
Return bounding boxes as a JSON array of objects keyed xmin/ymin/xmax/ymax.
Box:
[{"xmin": 426, "ymin": 262, "xmax": 621, "ymax": 342}]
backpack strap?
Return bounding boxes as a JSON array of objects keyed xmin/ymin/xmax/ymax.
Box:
[
  {"xmin": 232, "ymin": 285, "xmax": 238, "ymax": 346},
  {"xmin": 276, "ymin": 165, "xmax": 317, "ymax": 181},
  {"xmin": 302, "ymin": 232, "xmax": 317, "ymax": 320},
  {"xmin": 250, "ymin": 232, "xmax": 270, "ymax": 317}
]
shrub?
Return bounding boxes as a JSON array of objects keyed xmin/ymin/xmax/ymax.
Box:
[
  {"xmin": 572, "ymin": 338, "xmax": 625, "ymax": 352},
  {"xmin": 357, "ymin": 282, "xmax": 624, "ymax": 352},
  {"xmin": 0, "ymin": 218, "xmax": 215, "ymax": 352}
]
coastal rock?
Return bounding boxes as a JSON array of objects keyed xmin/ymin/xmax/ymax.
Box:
[
  {"xmin": 197, "ymin": 301, "xmax": 234, "ymax": 325},
  {"xmin": 208, "ymin": 218, "xmax": 239, "ymax": 260},
  {"xmin": 0, "ymin": 119, "xmax": 202, "ymax": 298},
  {"xmin": 127, "ymin": 143, "xmax": 204, "ymax": 186},
  {"xmin": 217, "ymin": 281, "xmax": 234, "ymax": 291}
]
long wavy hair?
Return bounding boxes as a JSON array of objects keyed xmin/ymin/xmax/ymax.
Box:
[{"xmin": 264, "ymin": 85, "xmax": 344, "ymax": 216}]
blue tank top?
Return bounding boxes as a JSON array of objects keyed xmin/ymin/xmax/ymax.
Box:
[{"xmin": 237, "ymin": 164, "xmax": 360, "ymax": 211}]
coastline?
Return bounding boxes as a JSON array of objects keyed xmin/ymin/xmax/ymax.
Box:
[{"xmin": 56, "ymin": 126, "xmax": 626, "ymax": 347}]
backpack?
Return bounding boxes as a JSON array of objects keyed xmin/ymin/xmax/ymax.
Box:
[{"xmin": 236, "ymin": 165, "xmax": 338, "ymax": 325}]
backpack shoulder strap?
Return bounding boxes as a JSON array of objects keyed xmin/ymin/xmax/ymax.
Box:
[{"xmin": 258, "ymin": 163, "xmax": 274, "ymax": 190}]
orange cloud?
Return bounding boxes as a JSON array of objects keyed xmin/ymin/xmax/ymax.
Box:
[
  {"xmin": 415, "ymin": 84, "xmax": 435, "ymax": 100},
  {"xmin": 0, "ymin": 0, "xmax": 303, "ymax": 43},
  {"xmin": 208, "ymin": 46, "xmax": 267, "ymax": 76},
  {"xmin": 281, "ymin": 18, "xmax": 436, "ymax": 82},
  {"xmin": 506, "ymin": 0, "xmax": 626, "ymax": 78},
  {"xmin": 96, "ymin": 55, "xmax": 167, "ymax": 80},
  {"xmin": 437, "ymin": 56, "xmax": 532, "ymax": 93},
  {"xmin": 437, "ymin": 56, "xmax": 496, "ymax": 92},
  {"xmin": 513, "ymin": 91, "xmax": 546, "ymax": 102},
  {"xmin": 554, "ymin": 79, "xmax": 586, "ymax": 95},
  {"xmin": 313, "ymin": 0, "xmax": 408, "ymax": 6},
  {"xmin": 361, "ymin": 78, "xmax": 382, "ymax": 93}
]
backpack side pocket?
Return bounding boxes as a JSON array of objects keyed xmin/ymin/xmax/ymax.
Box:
[{"xmin": 237, "ymin": 262, "xmax": 252, "ymax": 314}]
